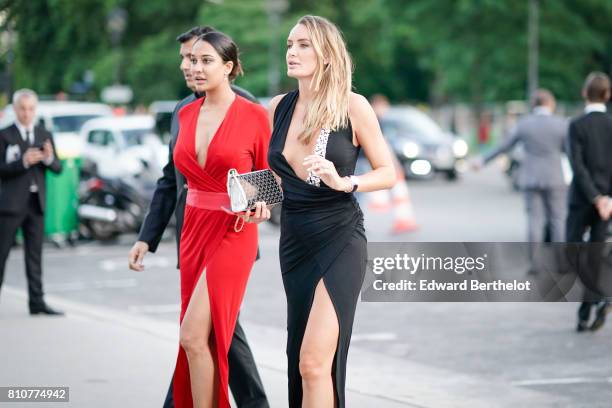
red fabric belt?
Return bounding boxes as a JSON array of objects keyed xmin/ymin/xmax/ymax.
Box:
[{"xmin": 186, "ymin": 189, "xmax": 231, "ymax": 211}]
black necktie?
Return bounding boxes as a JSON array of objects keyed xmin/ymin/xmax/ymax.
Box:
[{"xmin": 25, "ymin": 129, "xmax": 38, "ymax": 192}]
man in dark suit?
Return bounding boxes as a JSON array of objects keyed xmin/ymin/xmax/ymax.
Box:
[
  {"xmin": 476, "ymin": 89, "xmax": 569, "ymax": 264},
  {"xmin": 0, "ymin": 89, "xmax": 63, "ymax": 315},
  {"xmin": 566, "ymin": 72, "xmax": 612, "ymax": 332},
  {"xmin": 127, "ymin": 27, "xmax": 269, "ymax": 408}
]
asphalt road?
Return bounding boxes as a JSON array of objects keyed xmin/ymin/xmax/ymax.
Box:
[{"xmin": 3, "ymin": 165, "xmax": 611, "ymax": 407}]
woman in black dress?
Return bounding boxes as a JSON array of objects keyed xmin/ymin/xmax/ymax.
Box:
[{"xmin": 268, "ymin": 15, "xmax": 395, "ymax": 408}]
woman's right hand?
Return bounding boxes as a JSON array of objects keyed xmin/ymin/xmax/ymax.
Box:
[
  {"xmin": 239, "ymin": 201, "xmax": 271, "ymax": 224},
  {"xmin": 128, "ymin": 241, "xmax": 149, "ymax": 271}
]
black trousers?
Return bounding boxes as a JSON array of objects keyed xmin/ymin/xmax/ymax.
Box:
[
  {"xmin": 566, "ymin": 204, "xmax": 610, "ymax": 322},
  {"xmin": 0, "ymin": 193, "xmax": 45, "ymax": 310},
  {"xmin": 163, "ymin": 315, "xmax": 269, "ymax": 408}
]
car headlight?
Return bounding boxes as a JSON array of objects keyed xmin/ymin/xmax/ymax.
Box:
[
  {"xmin": 402, "ymin": 141, "xmax": 420, "ymax": 159},
  {"xmin": 452, "ymin": 139, "xmax": 468, "ymax": 158},
  {"xmin": 410, "ymin": 160, "xmax": 432, "ymax": 176}
]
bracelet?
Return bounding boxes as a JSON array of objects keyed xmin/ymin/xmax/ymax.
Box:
[{"xmin": 342, "ymin": 175, "xmax": 359, "ymax": 193}]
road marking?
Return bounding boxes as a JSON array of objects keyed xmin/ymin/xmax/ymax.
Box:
[
  {"xmin": 513, "ymin": 377, "xmax": 612, "ymax": 386},
  {"xmin": 352, "ymin": 332, "xmax": 398, "ymax": 342},
  {"xmin": 100, "ymin": 257, "xmax": 172, "ymax": 271},
  {"xmin": 128, "ymin": 304, "xmax": 180, "ymax": 314},
  {"xmin": 45, "ymin": 279, "xmax": 138, "ymax": 292},
  {"xmin": 10, "ymin": 245, "xmax": 177, "ymax": 260}
]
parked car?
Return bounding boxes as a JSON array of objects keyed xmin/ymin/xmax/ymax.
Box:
[
  {"xmin": 380, "ymin": 107, "xmax": 468, "ymax": 180},
  {"xmin": 79, "ymin": 115, "xmax": 168, "ymax": 180},
  {"xmin": 0, "ymin": 101, "xmax": 113, "ymax": 157}
]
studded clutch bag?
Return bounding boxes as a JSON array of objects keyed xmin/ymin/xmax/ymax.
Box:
[{"xmin": 226, "ymin": 168, "xmax": 283, "ymax": 213}]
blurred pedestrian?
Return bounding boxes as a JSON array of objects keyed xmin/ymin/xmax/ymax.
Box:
[
  {"xmin": 370, "ymin": 93, "xmax": 391, "ymax": 119},
  {"xmin": 474, "ymin": 89, "xmax": 569, "ymax": 267},
  {"xmin": 0, "ymin": 89, "xmax": 63, "ymax": 315},
  {"xmin": 268, "ymin": 16, "xmax": 395, "ymax": 407},
  {"xmin": 128, "ymin": 27, "xmax": 270, "ymax": 408},
  {"xmin": 567, "ymin": 72, "xmax": 612, "ymax": 332},
  {"xmin": 477, "ymin": 111, "xmax": 492, "ymax": 149},
  {"xmin": 54, "ymin": 91, "xmax": 68, "ymax": 101}
]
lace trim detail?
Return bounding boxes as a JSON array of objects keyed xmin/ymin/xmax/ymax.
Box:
[{"xmin": 306, "ymin": 128, "xmax": 331, "ymax": 186}]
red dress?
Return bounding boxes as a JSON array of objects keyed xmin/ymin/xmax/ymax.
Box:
[{"xmin": 172, "ymin": 95, "xmax": 270, "ymax": 408}]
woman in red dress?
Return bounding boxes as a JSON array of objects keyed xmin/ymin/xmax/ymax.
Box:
[{"xmin": 172, "ymin": 30, "xmax": 271, "ymax": 408}]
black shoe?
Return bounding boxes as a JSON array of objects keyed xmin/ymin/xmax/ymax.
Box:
[
  {"xmin": 590, "ymin": 304, "xmax": 610, "ymax": 332},
  {"xmin": 576, "ymin": 320, "xmax": 589, "ymax": 332},
  {"xmin": 29, "ymin": 304, "xmax": 65, "ymax": 316}
]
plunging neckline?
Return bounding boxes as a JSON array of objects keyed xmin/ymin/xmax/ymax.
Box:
[
  {"xmin": 194, "ymin": 94, "xmax": 237, "ymax": 170},
  {"xmin": 279, "ymin": 90, "xmax": 323, "ymax": 184}
]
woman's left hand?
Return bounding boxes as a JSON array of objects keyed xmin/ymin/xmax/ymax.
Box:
[
  {"xmin": 303, "ymin": 155, "xmax": 349, "ymax": 191},
  {"xmin": 240, "ymin": 201, "xmax": 271, "ymax": 224}
]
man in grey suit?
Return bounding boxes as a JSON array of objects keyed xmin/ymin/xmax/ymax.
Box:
[{"xmin": 475, "ymin": 89, "xmax": 569, "ymax": 260}]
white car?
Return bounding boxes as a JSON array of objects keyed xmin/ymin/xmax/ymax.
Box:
[
  {"xmin": 79, "ymin": 115, "xmax": 168, "ymax": 179},
  {"xmin": 0, "ymin": 101, "xmax": 113, "ymax": 158}
]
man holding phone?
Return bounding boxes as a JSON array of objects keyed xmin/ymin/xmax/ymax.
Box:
[{"xmin": 0, "ymin": 89, "xmax": 63, "ymax": 315}]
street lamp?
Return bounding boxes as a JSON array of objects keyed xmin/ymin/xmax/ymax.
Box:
[
  {"xmin": 107, "ymin": 7, "xmax": 127, "ymax": 85},
  {"xmin": 527, "ymin": 0, "xmax": 539, "ymax": 99},
  {"xmin": 103, "ymin": 7, "xmax": 132, "ymax": 105}
]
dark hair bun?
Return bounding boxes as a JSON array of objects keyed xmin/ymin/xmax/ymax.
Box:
[{"xmin": 198, "ymin": 31, "xmax": 243, "ymax": 81}]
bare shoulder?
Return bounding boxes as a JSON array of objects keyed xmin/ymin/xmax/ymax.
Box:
[
  {"xmin": 268, "ymin": 93, "xmax": 287, "ymax": 117},
  {"xmin": 348, "ymin": 92, "xmax": 372, "ymax": 117}
]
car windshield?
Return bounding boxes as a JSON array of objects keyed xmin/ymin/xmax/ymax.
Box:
[
  {"xmin": 122, "ymin": 129, "xmax": 153, "ymax": 147},
  {"xmin": 387, "ymin": 110, "xmax": 444, "ymax": 143},
  {"xmin": 52, "ymin": 115, "xmax": 102, "ymax": 133}
]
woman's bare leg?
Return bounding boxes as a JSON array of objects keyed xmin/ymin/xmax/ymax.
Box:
[
  {"xmin": 299, "ymin": 279, "xmax": 339, "ymax": 408},
  {"xmin": 180, "ymin": 269, "xmax": 218, "ymax": 408}
]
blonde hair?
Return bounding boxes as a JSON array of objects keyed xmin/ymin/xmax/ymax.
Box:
[{"xmin": 296, "ymin": 15, "xmax": 353, "ymax": 144}]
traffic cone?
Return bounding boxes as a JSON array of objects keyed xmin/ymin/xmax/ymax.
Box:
[
  {"xmin": 368, "ymin": 189, "xmax": 392, "ymax": 212},
  {"xmin": 390, "ymin": 179, "xmax": 418, "ymax": 234}
]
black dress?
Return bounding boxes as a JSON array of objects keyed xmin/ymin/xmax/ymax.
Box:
[{"xmin": 268, "ymin": 90, "xmax": 367, "ymax": 407}]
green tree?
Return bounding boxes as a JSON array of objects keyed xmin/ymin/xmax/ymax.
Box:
[
  {"xmin": 4, "ymin": 0, "xmax": 112, "ymax": 96},
  {"xmin": 398, "ymin": 0, "xmax": 612, "ymax": 104},
  {"xmin": 196, "ymin": 0, "xmax": 272, "ymax": 97},
  {"xmin": 4, "ymin": 0, "xmax": 612, "ymax": 106}
]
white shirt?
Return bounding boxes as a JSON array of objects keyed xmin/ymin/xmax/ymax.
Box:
[
  {"xmin": 584, "ymin": 103, "xmax": 607, "ymax": 114},
  {"xmin": 14, "ymin": 120, "xmax": 35, "ymax": 144}
]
